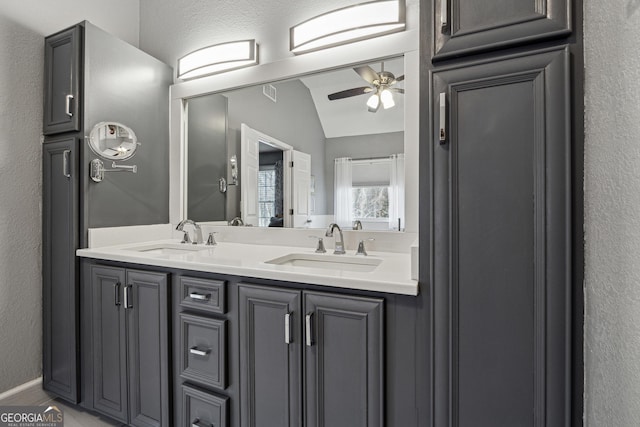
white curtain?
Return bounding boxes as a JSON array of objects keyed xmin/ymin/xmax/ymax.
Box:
[
  {"xmin": 334, "ymin": 157, "xmax": 353, "ymax": 227},
  {"xmin": 389, "ymin": 154, "xmax": 405, "ymax": 230}
]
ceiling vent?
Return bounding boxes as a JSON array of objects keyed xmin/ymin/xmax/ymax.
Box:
[{"xmin": 263, "ymin": 84, "xmax": 277, "ymax": 102}]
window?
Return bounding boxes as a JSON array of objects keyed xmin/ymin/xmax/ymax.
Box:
[
  {"xmin": 258, "ymin": 167, "xmax": 276, "ymax": 227},
  {"xmin": 351, "ymin": 186, "xmax": 389, "ymax": 220}
]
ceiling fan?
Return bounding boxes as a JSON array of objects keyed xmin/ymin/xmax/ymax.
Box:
[{"xmin": 327, "ymin": 63, "xmax": 404, "ymax": 113}]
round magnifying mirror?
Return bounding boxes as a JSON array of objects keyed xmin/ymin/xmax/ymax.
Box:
[{"xmin": 88, "ymin": 122, "xmax": 139, "ymax": 160}]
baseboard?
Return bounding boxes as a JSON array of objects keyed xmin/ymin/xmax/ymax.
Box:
[{"xmin": 0, "ymin": 377, "xmax": 43, "ymax": 401}]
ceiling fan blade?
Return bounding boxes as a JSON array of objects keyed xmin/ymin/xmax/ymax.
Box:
[
  {"xmin": 354, "ymin": 65, "xmax": 380, "ymax": 84},
  {"xmin": 390, "ymin": 88, "xmax": 405, "ymax": 94},
  {"xmin": 395, "ymin": 75, "xmax": 405, "ymax": 82},
  {"xmin": 327, "ymin": 86, "xmax": 372, "ymax": 101}
]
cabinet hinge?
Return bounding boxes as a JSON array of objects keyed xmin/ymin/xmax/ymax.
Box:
[
  {"xmin": 289, "ymin": 161, "xmax": 294, "ymax": 168},
  {"xmin": 289, "ymin": 209, "xmax": 294, "ymax": 215}
]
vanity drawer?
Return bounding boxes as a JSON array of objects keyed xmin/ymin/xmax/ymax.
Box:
[
  {"xmin": 180, "ymin": 313, "xmax": 227, "ymax": 390},
  {"xmin": 180, "ymin": 277, "xmax": 226, "ymax": 314},
  {"xmin": 182, "ymin": 384, "xmax": 228, "ymax": 427}
]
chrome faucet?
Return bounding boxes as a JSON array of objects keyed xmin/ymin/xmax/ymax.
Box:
[
  {"xmin": 176, "ymin": 219, "xmax": 203, "ymax": 244},
  {"xmin": 228, "ymin": 217, "xmax": 244, "ymax": 226},
  {"xmin": 325, "ymin": 223, "xmax": 346, "ymax": 255}
]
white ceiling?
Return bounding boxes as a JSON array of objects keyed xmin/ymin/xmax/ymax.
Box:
[{"xmin": 299, "ymin": 57, "xmax": 404, "ymax": 139}]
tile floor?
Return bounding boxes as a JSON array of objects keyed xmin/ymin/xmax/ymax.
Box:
[{"xmin": 0, "ymin": 383, "xmax": 124, "ymax": 427}]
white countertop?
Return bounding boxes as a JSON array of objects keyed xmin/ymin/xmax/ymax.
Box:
[{"xmin": 77, "ymin": 239, "xmax": 419, "ymax": 296}]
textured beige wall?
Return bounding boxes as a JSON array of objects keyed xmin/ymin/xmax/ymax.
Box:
[
  {"xmin": 139, "ymin": 0, "xmax": 420, "ymax": 78},
  {"xmin": 0, "ymin": 2, "xmax": 140, "ymax": 394},
  {"xmin": 584, "ymin": 1, "xmax": 640, "ymax": 425},
  {"xmin": 0, "ymin": 15, "xmax": 44, "ymax": 394}
]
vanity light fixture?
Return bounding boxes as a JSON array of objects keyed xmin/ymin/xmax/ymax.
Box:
[
  {"xmin": 177, "ymin": 39, "xmax": 258, "ymax": 80},
  {"xmin": 290, "ymin": 0, "xmax": 405, "ymax": 54}
]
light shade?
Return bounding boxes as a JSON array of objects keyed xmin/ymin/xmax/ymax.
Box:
[
  {"xmin": 290, "ymin": 0, "xmax": 405, "ymax": 54},
  {"xmin": 177, "ymin": 40, "xmax": 258, "ymax": 80}
]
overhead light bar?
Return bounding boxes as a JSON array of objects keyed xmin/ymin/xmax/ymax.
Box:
[
  {"xmin": 290, "ymin": 0, "xmax": 405, "ymax": 54},
  {"xmin": 177, "ymin": 39, "xmax": 258, "ymax": 80}
]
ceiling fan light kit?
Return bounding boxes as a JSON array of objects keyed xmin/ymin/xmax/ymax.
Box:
[
  {"xmin": 177, "ymin": 39, "xmax": 258, "ymax": 80},
  {"xmin": 327, "ymin": 61, "xmax": 404, "ymax": 113},
  {"xmin": 289, "ymin": 0, "xmax": 406, "ymax": 54}
]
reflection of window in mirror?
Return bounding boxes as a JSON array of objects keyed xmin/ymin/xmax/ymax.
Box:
[
  {"xmin": 258, "ymin": 166, "xmax": 276, "ymax": 227},
  {"xmin": 335, "ymin": 154, "xmax": 405, "ymax": 231}
]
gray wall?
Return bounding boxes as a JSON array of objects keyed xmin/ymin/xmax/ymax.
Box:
[
  {"xmin": 83, "ymin": 22, "xmax": 172, "ymax": 230},
  {"xmin": 0, "ymin": 2, "xmax": 139, "ymax": 395},
  {"xmin": 187, "ymin": 94, "xmax": 227, "ymax": 222},
  {"xmin": 0, "ymin": 15, "xmax": 44, "ymax": 395},
  {"xmin": 584, "ymin": 2, "xmax": 640, "ymax": 425},
  {"xmin": 324, "ymin": 132, "xmax": 403, "ymax": 215},
  {"xmin": 139, "ymin": 0, "xmax": 420, "ymax": 79},
  {"xmin": 225, "ymin": 79, "xmax": 328, "ymax": 214}
]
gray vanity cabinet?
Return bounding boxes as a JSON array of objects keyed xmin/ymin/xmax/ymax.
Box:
[
  {"xmin": 238, "ymin": 285, "xmax": 302, "ymax": 427},
  {"xmin": 42, "ymin": 137, "xmax": 79, "ymax": 402},
  {"xmin": 432, "ymin": 0, "xmax": 570, "ymax": 60},
  {"xmin": 430, "ymin": 46, "xmax": 571, "ymax": 426},
  {"xmin": 238, "ymin": 284, "xmax": 383, "ymax": 427},
  {"xmin": 303, "ymin": 292, "xmax": 384, "ymax": 427},
  {"xmin": 43, "ymin": 25, "xmax": 81, "ymax": 135},
  {"xmin": 90, "ymin": 265, "xmax": 170, "ymax": 427}
]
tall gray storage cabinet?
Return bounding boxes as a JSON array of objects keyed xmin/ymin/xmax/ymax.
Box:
[
  {"xmin": 41, "ymin": 22, "xmax": 172, "ymax": 404},
  {"xmin": 422, "ymin": 0, "xmax": 582, "ymax": 425},
  {"xmin": 42, "ymin": 137, "xmax": 79, "ymax": 401}
]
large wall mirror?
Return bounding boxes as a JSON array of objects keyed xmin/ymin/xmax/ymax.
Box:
[{"xmin": 171, "ymin": 31, "xmax": 419, "ymax": 232}]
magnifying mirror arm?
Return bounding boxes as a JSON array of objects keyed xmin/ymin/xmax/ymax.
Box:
[{"xmin": 90, "ymin": 159, "xmax": 138, "ymax": 183}]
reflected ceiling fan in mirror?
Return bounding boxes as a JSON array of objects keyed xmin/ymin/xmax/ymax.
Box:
[{"xmin": 327, "ymin": 62, "xmax": 404, "ymax": 112}]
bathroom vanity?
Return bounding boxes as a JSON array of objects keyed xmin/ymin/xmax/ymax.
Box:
[{"xmin": 77, "ymin": 235, "xmax": 419, "ymax": 427}]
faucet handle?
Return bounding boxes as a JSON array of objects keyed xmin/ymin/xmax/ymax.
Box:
[
  {"xmin": 206, "ymin": 232, "xmax": 218, "ymax": 246},
  {"xmin": 181, "ymin": 231, "xmax": 191, "ymax": 244},
  {"xmin": 308, "ymin": 236, "xmax": 327, "ymax": 253},
  {"xmin": 355, "ymin": 238, "xmax": 375, "ymax": 256}
]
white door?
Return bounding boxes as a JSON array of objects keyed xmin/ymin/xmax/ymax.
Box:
[
  {"xmin": 240, "ymin": 123, "xmax": 259, "ymax": 226},
  {"xmin": 291, "ymin": 150, "xmax": 311, "ymax": 228}
]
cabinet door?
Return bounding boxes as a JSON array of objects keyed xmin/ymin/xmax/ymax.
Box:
[
  {"xmin": 126, "ymin": 270, "xmax": 170, "ymax": 427},
  {"xmin": 238, "ymin": 284, "xmax": 302, "ymax": 427},
  {"xmin": 43, "ymin": 25, "xmax": 81, "ymax": 135},
  {"xmin": 433, "ymin": 0, "xmax": 570, "ymax": 60},
  {"xmin": 42, "ymin": 138, "xmax": 79, "ymax": 402},
  {"xmin": 431, "ymin": 46, "xmax": 571, "ymax": 426},
  {"xmin": 304, "ymin": 292, "xmax": 384, "ymax": 427},
  {"xmin": 91, "ymin": 265, "xmax": 128, "ymax": 423}
]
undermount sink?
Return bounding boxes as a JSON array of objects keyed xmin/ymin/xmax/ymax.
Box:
[
  {"xmin": 127, "ymin": 243, "xmax": 210, "ymax": 255},
  {"xmin": 265, "ymin": 253, "xmax": 382, "ymax": 273}
]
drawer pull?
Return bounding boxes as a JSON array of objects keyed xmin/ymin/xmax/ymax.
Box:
[
  {"xmin": 189, "ymin": 292, "xmax": 211, "ymax": 301},
  {"xmin": 284, "ymin": 312, "xmax": 292, "ymax": 344},
  {"xmin": 114, "ymin": 282, "xmax": 121, "ymax": 306},
  {"xmin": 189, "ymin": 346, "xmax": 211, "ymax": 357},
  {"xmin": 65, "ymin": 94, "xmax": 74, "ymax": 117},
  {"xmin": 192, "ymin": 418, "xmax": 213, "ymax": 427},
  {"xmin": 62, "ymin": 150, "xmax": 71, "ymax": 178},
  {"xmin": 441, "ymin": 0, "xmax": 449, "ymax": 33},
  {"xmin": 305, "ymin": 313, "xmax": 314, "ymax": 347}
]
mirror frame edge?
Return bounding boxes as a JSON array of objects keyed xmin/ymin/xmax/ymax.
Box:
[{"xmin": 169, "ymin": 29, "xmax": 420, "ymax": 231}]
